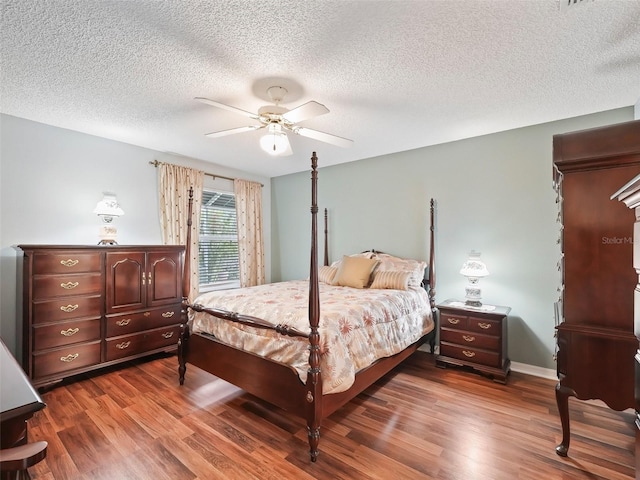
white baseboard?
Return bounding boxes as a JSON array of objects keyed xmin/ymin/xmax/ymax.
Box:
[{"xmin": 510, "ymin": 361, "xmax": 557, "ymax": 380}]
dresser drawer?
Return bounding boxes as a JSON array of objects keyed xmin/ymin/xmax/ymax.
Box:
[
  {"xmin": 32, "ymin": 294, "xmax": 102, "ymax": 324},
  {"xmin": 440, "ymin": 328, "xmax": 499, "ymax": 351},
  {"xmin": 467, "ymin": 317, "xmax": 501, "ymax": 336},
  {"xmin": 33, "ymin": 252, "xmax": 102, "ymax": 274},
  {"xmin": 105, "ymin": 305, "xmax": 181, "ymax": 337},
  {"xmin": 441, "ymin": 342, "xmax": 500, "ymax": 368},
  {"xmin": 440, "ymin": 313, "xmax": 468, "ymax": 330},
  {"xmin": 32, "ymin": 341, "xmax": 101, "ymax": 379},
  {"xmin": 33, "ymin": 273, "xmax": 102, "ymax": 300},
  {"xmin": 32, "ymin": 318, "xmax": 101, "ymax": 351},
  {"xmin": 142, "ymin": 324, "xmax": 180, "ymax": 350},
  {"xmin": 105, "ymin": 325, "xmax": 180, "ymax": 361}
]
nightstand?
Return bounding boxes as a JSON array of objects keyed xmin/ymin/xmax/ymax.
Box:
[{"xmin": 436, "ymin": 298, "xmax": 511, "ymax": 384}]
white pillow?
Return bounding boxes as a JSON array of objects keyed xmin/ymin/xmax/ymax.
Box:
[
  {"xmin": 372, "ymin": 253, "xmax": 427, "ymax": 286},
  {"xmin": 330, "ymin": 251, "xmax": 375, "ymax": 268}
]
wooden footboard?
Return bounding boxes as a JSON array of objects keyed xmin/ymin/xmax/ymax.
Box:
[
  {"xmin": 179, "ymin": 329, "xmax": 308, "ymax": 416},
  {"xmin": 178, "ymin": 152, "xmax": 438, "ymax": 462}
]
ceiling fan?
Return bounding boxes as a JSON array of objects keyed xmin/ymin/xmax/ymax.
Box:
[{"xmin": 196, "ymin": 86, "xmax": 353, "ymax": 156}]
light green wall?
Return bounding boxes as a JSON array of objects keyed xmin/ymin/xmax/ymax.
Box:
[
  {"xmin": 0, "ymin": 114, "xmax": 271, "ymax": 356},
  {"xmin": 271, "ymin": 107, "xmax": 634, "ymax": 370}
]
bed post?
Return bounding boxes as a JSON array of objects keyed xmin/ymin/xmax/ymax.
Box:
[
  {"xmin": 323, "ymin": 208, "xmax": 329, "ymax": 267},
  {"xmin": 307, "ymin": 152, "xmax": 322, "ymax": 462},
  {"xmin": 428, "ymin": 198, "xmax": 437, "ymax": 353},
  {"xmin": 429, "ymin": 198, "xmax": 436, "ymax": 309},
  {"xmin": 178, "ymin": 186, "xmax": 194, "ymax": 385}
]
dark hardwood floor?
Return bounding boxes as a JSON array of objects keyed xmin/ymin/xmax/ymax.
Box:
[{"xmin": 26, "ymin": 351, "xmax": 634, "ymax": 479}]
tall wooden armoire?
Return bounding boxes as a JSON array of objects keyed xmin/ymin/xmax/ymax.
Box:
[{"xmin": 553, "ymin": 119, "xmax": 640, "ymax": 457}]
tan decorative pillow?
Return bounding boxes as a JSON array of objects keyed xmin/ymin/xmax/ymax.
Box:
[
  {"xmin": 331, "ymin": 255, "xmax": 379, "ymax": 288},
  {"xmin": 318, "ymin": 265, "xmax": 338, "ymax": 284},
  {"xmin": 370, "ymin": 270, "xmax": 411, "ymax": 290}
]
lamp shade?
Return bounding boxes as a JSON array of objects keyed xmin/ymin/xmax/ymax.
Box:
[
  {"xmin": 260, "ymin": 123, "xmax": 289, "ymax": 155},
  {"xmin": 93, "ymin": 193, "xmax": 124, "ymax": 218},
  {"xmin": 460, "ymin": 251, "xmax": 489, "ymax": 278}
]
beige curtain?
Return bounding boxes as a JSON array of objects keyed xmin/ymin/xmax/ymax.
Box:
[
  {"xmin": 234, "ymin": 179, "xmax": 265, "ymax": 287},
  {"xmin": 158, "ymin": 163, "xmax": 204, "ymax": 303}
]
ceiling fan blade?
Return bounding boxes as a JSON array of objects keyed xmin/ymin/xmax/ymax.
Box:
[
  {"xmin": 292, "ymin": 127, "xmax": 353, "ymax": 148},
  {"xmin": 282, "ymin": 101, "xmax": 329, "ymax": 124},
  {"xmin": 195, "ymin": 97, "xmax": 260, "ymax": 120},
  {"xmin": 205, "ymin": 125, "xmax": 262, "ymax": 138}
]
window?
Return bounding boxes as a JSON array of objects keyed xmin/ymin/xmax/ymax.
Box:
[{"xmin": 199, "ymin": 190, "xmax": 240, "ymax": 291}]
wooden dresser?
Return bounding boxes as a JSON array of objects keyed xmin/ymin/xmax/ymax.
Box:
[
  {"xmin": 436, "ymin": 298, "xmax": 511, "ymax": 384},
  {"xmin": 611, "ymin": 173, "xmax": 640, "ymax": 479},
  {"xmin": 552, "ymin": 119, "xmax": 640, "ymax": 457},
  {"xmin": 18, "ymin": 245, "xmax": 185, "ymax": 388}
]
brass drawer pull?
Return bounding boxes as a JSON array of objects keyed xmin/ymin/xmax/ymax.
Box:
[
  {"xmin": 162, "ymin": 331, "xmax": 174, "ymax": 339},
  {"xmin": 463, "ymin": 335, "xmax": 475, "ymax": 342},
  {"xmin": 60, "ymin": 353, "xmax": 79, "ymax": 362},
  {"xmin": 116, "ymin": 341, "xmax": 131, "ymax": 350},
  {"xmin": 462, "ymin": 350, "xmax": 476, "ymax": 358},
  {"xmin": 60, "ymin": 281, "xmax": 79, "ymax": 290},
  {"xmin": 116, "ymin": 319, "xmax": 131, "ymax": 327},
  {"xmin": 60, "ymin": 304, "xmax": 79, "ymax": 313},
  {"xmin": 161, "ymin": 311, "xmax": 175, "ymax": 318},
  {"xmin": 60, "ymin": 259, "xmax": 79, "ymax": 267},
  {"xmin": 447, "ymin": 318, "xmax": 460, "ymax": 325},
  {"xmin": 60, "ymin": 328, "xmax": 79, "ymax": 337},
  {"xmin": 144, "ymin": 312, "xmax": 151, "ymax": 317},
  {"xmin": 478, "ymin": 322, "xmax": 492, "ymax": 330}
]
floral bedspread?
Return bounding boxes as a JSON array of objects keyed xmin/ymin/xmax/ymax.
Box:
[{"xmin": 188, "ymin": 280, "xmax": 434, "ymax": 394}]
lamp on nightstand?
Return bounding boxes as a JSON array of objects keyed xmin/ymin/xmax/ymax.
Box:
[
  {"xmin": 93, "ymin": 193, "xmax": 124, "ymax": 245},
  {"xmin": 460, "ymin": 250, "xmax": 489, "ymax": 307}
]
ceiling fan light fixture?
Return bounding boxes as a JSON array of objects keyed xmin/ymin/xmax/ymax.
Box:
[
  {"xmin": 260, "ymin": 123, "xmax": 289, "ymax": 155},
  {"xmin": 197, "ymin": 87, "xmax": 353, "ymax": 155}
]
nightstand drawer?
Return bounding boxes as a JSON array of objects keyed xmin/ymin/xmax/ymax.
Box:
[
  {"xmin": 441, "ymin": 313, "xmax": 468, "ymax": 330},
  {"xmin": 440, "ymin": 328, "xmax": 499, "ymax": 351},
  {"xmin": 33, "ymin": 318, "xmax": 101, "ymax": 350},
  {"xmin": 441, "ymin": 342, "xmax": 500, "ymax": 368},
  {"xmin": 467, "ymin": 317, "xmax": 501, "ymax": 336}
]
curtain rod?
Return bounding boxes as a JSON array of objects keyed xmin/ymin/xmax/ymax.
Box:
[{"xmin": 149, "ymin": 160, "xmax": 264, "ymax": 187}]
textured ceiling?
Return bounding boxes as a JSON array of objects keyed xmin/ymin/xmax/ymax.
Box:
[{"xmin": 1, "ymin": 0, "xmax": 639, "ymax": 178}]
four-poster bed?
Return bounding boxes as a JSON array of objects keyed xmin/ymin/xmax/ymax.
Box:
[{"xmin": 177, "ymin": 152, "xmax": 438, "ymax": 462}]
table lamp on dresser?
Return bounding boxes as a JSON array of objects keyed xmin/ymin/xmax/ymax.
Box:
[{"xmin": 93, "ymin": 192, "xmax": 124, "ymax": 245}]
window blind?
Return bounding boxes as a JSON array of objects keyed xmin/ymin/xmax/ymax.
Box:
[{"xmin": 199, "ymin": 190, "xmax": 239, "ymax": 288}]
